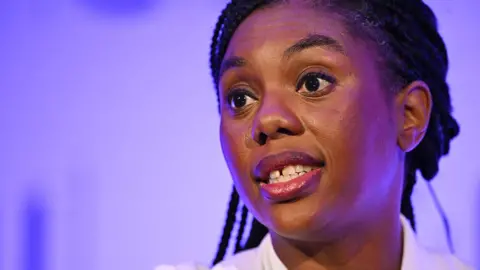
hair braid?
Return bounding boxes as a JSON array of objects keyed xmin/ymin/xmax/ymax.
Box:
[
  {"xmin": 234, "ymin": 205, "xmax": 249, "ymax": 253},
  {"xmin": 212, "ymin": 187, "xmax": 240, "ymax": 265},
  {"xmin": 243, "ymin": 216, "xmax": 269, "ymax": 250},
  {"xmin": 210, "ymin": 0, "xmax": 267, "ymax": 91}
]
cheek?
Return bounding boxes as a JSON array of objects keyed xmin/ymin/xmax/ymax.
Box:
[
  {"xmin": 220, "ymin": 120, "xmax": 246, "ymax": 171},
  {"xmin": 306, "ymin": 88, "xmax": 395, "ymax": 196},
  {"xmin": 307, "ymin": 101, "xmax": 369, "ymax": 183},
  {"xmin": 306, "ymin": 92, "xmax": 371, "ymax": 159},
  {"xmin": 219, "ymin": 119, "xmax": 256, "ymax": 193},
  {"xmin": 220, "ymin": 120, "xmax": 264, "ymax": 216}
]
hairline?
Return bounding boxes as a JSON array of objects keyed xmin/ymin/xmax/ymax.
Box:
[{"xmin": 218, "ymin": 1, "xmax": 406, "ymax": 95}]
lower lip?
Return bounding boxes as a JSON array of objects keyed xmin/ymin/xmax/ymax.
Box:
[{"xmin": 259, "ymin": 169, "xmax": 322, "ymax": 203}]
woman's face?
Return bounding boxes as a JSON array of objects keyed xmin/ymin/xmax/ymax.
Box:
[{"xmin": 218, "ymin": 2, "xmax": 423, "ymax": 241}]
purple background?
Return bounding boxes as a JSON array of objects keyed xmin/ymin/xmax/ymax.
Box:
[{"xmin": 0, "ymin": 0, "xmax": 478, "ymax": 269}]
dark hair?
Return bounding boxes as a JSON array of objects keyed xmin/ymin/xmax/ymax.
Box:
[{"xmin": 209, "ymin": 0, "xmax": 460, "ymax": 266}]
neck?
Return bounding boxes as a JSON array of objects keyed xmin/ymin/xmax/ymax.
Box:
[{"xmin": 270, "ymin": 211, "xmax": 403, "ymax": 270}]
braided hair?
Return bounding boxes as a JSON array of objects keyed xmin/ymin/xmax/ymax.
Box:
[{"xmin": 209, "ymin": 0, "xmax": 460, "ymax": 265}]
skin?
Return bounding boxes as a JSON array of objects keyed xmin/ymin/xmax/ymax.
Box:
[{"xmin": 217, "ymin": 2, "xmax": 432, "ymax": 270}]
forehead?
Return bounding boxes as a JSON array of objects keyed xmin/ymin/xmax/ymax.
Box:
[{"xmin": 225, "ymin": 3, "xmax": 351, "ymax": 58}]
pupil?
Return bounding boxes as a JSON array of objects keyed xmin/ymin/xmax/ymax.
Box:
[
  {"xmin": 305, "ymin": 75, "xmax": 320, "ymax": 92},
  {"xmin": 233, "ymin": 94, "xmax": 247, "ymax": 107}
]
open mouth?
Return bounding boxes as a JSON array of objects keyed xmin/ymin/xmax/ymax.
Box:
[
  {"xmin": 254, "ymin": 151, "xmax": 326, "ymax": 202},
  {"xmin": 265, "ymin": 164, "xmax": 319, "ymax": 184},
  {"xmin": 254, "ymin": 151, "xmax": 326, "ymax": 185}
]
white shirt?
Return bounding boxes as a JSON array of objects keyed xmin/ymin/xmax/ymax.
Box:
[{"xmin": 156, "ymin": 216, "xmax": 474, "ymax": 270}]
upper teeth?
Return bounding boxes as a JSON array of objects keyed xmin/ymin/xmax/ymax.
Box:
[{"xmin": 268, "ymin": 165, "xmax": 313, "ymax": 183}]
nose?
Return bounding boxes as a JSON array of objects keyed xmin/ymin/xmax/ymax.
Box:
[{"xmin": 252, "ymin": 95, "xmax": 305, "ymax": 145}]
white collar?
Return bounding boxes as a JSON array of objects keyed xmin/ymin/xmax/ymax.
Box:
[
  {"xmin": 257, "ymin": 215, "xmax": 422, "ymax": 270},
  {"xmin": 158, "ymin": 215, "xmax": 472, "ymax": 270}
]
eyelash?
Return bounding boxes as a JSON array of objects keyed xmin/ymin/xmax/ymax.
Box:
[
  {"xmin": 295, "ymin": 71, "xmax": 337, "ymax": 94},
  {"xmin": 225, "ymin": 88, "xmax": 257, "ymax": 110},
  {"xmin": 224, "ymin": 71, "xmax": 337, "ymax": 112}
]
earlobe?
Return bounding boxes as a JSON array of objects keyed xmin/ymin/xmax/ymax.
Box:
[{"xmin": 397, "ymin": 81, "xmax": 432, "ymax": 152}]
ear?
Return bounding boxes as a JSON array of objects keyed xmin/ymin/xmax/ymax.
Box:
[{"xmin": 396, "ymin": 81, "xmax": 432, "ymax": 152}]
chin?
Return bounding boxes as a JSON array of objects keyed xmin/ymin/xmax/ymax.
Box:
[{"xmin": 261, "ymin": 197, "xmax": 330, "ymax": 241}]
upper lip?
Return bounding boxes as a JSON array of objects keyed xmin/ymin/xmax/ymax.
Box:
[{"xmin": 253, "ymin": 151, "xmax": 325, "ymax": 182}]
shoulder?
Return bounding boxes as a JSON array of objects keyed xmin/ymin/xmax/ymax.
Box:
[
  {"xmin": 419, "ymin": 249, "xmax": 475, "ymax": 270},
  {"xmin": 154, "ymin": 263, "xmax": 210, "ymax": 270},
  {"xmin": 154, "ymin": 247, "xmax": 260, "ymax": 270},
  {"xmin": 400, "ymin": 215, "xmax": 474, "ymax": 270},
  {"xmin": 212, "ymin": 248, "xmax": 260, "ymax": 270}
]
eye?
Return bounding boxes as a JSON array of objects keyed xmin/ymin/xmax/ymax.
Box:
[
  {"xmin": 226, "ymin": 89, "xmax": 257, "ymax": 109},
  {"xmin": 296, "ymin": 72, "xmax": 336, "ymax": 94}
]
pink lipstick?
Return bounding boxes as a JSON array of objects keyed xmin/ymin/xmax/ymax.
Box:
[{"xmin": 254, "ymin": 151, "xmax": 325, "ymax": 202}]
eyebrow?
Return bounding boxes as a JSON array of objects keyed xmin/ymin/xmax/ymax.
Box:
[
  {"xmin": 283, "ymin": 33, "xmax": 345, "ymax": 58},
  {"xmin": 219, "ymin": 33, "xmax": 345, "ymax": 78},
  {"xmin": 219, "ymin": 56, "xmax": 247, "ymax": 79}
]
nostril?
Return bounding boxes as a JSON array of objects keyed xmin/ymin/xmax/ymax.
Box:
[
  {"xmin": 258, "ymin": 132, "xmax": 267, "ymax": 145},
  {"xmin": 256, "ymin": 127, "xmax": 296, "ymax": 145},
  {"xmin": 278, "ymin": 127, "xmax": 295, "ymax": 136}
]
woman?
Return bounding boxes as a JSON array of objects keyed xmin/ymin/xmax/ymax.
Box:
[{"xmin": 157, "ymin": 0, "xmax": 474, "ymax": 269}]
